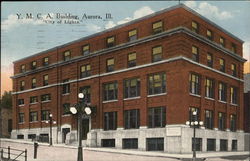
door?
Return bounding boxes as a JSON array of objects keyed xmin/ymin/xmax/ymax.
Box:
[
  {"xmin": 62, "ymin": 128, "xmax": 70, "ymax": 143},
  {"xmin": 82, "ymin": 118, "xmax": 89, "ymax": 140}
]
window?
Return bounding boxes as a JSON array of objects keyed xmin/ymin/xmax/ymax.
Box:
[
  {"xmin": 124, "ymin": 109, "xmax": 140, "ymax": 129},
  {"xmin": 232, "ymin": 140, "xmax": 237, "ymax": 151},
  {"xmin": 148, "ymin": 73, "xmax": 166, "ymax": 95},
  {"xmin": 79, "ymin": 86, "xmax": 91, "ymax": 103},
  {"xmin": 103, "ymin": 82, "xmax": 117, "ymax": 101},
  {"xmin": 41, "ymin": 110, "xmax": 50, "ymax": 121},
  {"xmin": 152, "ymin": 21, "xmax": 163, "ymax": 34},
  {"xmin": 128, "ymin": 52, "xmax": 136, "ymax": 67},
  {"xmin": 146, "ymin": 138, "xmax": 164, "ymax": 151},
  {"xmin": 231, "ymin": 43, "xmax": 236, "ymax": 53},
  {"xmin": 63, "ymin": 103, "xmax": 70, "ymax": 115},
  {"xmin": 80, "ymin": 64, "xmax": 91, "ymax": 78},
  {"xmin": 31, "ymin": 78, "xmax": 36, "ymax": 88},
  {"xmin": 207, "ymin": 53, "xmax": 213, "ymax": 67},
  {"xmin": 192, "ymin": 138, "xmax": 202, "ymax": 151},
  {"xmin": 41, "ymin": 94, "xmax": 51, "ymax": 102},
  {"xmin": 17, "ymin": 135, "xmax": 24, "ymax": 139},
  {"xmin": 20, "ymin": 64, "xmax": 26, "ymax": 73},
  {"xmin": 205, "ymin": 110, "xmax": 213, "ymax": 129},
  {"xmin": 102, "ymin": 139, "xmax": 115, "ymax": 147},
  {"xmin": 43, "ymin": 57, "xmax": 49, "ymax": 66},
  {"xmin": 104, "ymin": 112, "xmax": 117, "ymax": 130},
  {"xmin": 220, "ymin": 139, "xmax": 228, "ymax": 151},
  {"xmin": 82, "ymin": 44, "xmax": 90, "ymax": 55},
  {"xmin": 63, "ymin": 50, "xmax": 71, "ymax": 61},
  {"xmin": 230, "ymin": 114, "xmax": 236, "ymax": 132},
  {"xmin": 20, "ymin": 81, "xmax": 25, "ymax": 91},
  {"xmin": 231, "ymin": 64, "xmax": 237, "ymax": 77},
  {"xmin": 206, "ymin": 29, "xmax": 213, "ymax": 40},
  {"xmin": 31, "ymin": 61, "xmax": 37, "ymax": 70},
  {"xmin": 192, "ymin": 46, "xmax": 199, "ymax": 62},
  {"xmin": 189, "ymin": 107, "xmax": 200, "ymax": 121},
  {"xmin": 152, "ymin": 46, "xmax": 162, "ymax": 62},
  {"xmin": 230, "ymin": 87, "xmax": 237, "ymax": 104},
  {"xmin": 207, "ymin": 139, "xmax": 216, "ymax": 151},
  {"xmin": 218, "ymin": 112, "xmax": 226, "ymax": 131},
  {"xmin": 219, "ymin": 82, "xmax": 227, "ymax": 102},
  {"xmin": 30, "ymin": 96, "xmax": 38, "ymax": 103},
  {"xmin": 219, "ymin": 58, "xmax": 225, "ymax": 72},
  {"xmin": 18, "ymin": 113, "xmax": 24, "ymax": 123},
  {"xmin": 107, "ymin": 36, "xmax": 115, "ymax": 48},
  {"xmin": 123, "ymin": 138, "xmax": 138, "ymax": 149},
  {"xmin": 191, "ymin": 21, "xmax": 199, "ymax": 33},
  {"xmin": 128, "ymin": 29, "xmax": 137, "ymax": 41},
  {"xmin": 189, "ymin": 73, "xmax": 200, "ymax": 95},
  {"xmin": 62, "ymin": 79, "xmax": 70, "ymax": 94},
  {"xmin": 30, "ymin": 111, "xmax": 38, "ymax": 122},
  {"xmin": 43, "ymin": 75, "xmax": 48, "ymax": 86},
  {"xmin": 205, "ymin": 78, "xmax": 214, "ymax": 98},
  {"xmin": 220, "ymin": 37, "xmax": 225, "ymax": 47},
  {"xmin": 106, "ymin": 58, "xmax": 114, "ymax": 72},
  {"xmin": 148, "ymin": 107, "xmax": 166, "ymax": 128},
  {"xmin": 124, "ymin": 78, "xmax": 140, "ymax": 98},
  {"xmin": 18, "ymin": 99, "xmax": 24, "ymax": 105},
  {"xmin": 28, "ymin": 134, "xmax": 36, "ymax": 140}
]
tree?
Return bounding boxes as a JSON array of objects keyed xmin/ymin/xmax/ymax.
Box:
[{"xmin": 0, "ymin": 91, "xmax": 12, "ymax": 109}]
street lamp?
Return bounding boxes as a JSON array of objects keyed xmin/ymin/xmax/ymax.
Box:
[
  {"xmin": 70, "ymin": 93, "xmax": 92, "ymax": 161},
  {"xmin": 45, "ymin": 113, "xmax": 56, "ymax": 146},
  {"xmin": 185, "ymin": 111, "xmax": 203, "ymax": 161}
]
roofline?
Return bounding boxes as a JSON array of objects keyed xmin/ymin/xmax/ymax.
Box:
[{"xmin": 13, "ymin": 3, "xmax": 244, "ymax": 63}]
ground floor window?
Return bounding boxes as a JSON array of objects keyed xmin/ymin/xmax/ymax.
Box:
[
  {"xmin": 146, "ymin": 138, "xmax": 164, "ymax": 151},
  {"xmin": 17, "ymin": 135, "xmax": 24, "ymax": 139},
  {"xmin": 102, "ymin": 139, "xmax": 115, "ymax": 147},
  {"xmin": 207, "ymin": 138, "xmax": 216, "ymax": 151},
  {"xmin": 192, "ymin": 138, "xmax": 202, "ymax": 151},
  {"xmin": 220, "ymin": 139, "xmax": 228, "ymax": 151},
  {"xmin": 122, "ymin": 138, "xmax": 138, "ymax": 149},
  {"xmin": 28, "ymin": 134, "xmax": 36, "ymax": 141},
  {"xmin": 232, "ymin": 140, "xmax": 237, "ymax": 151},
  {"xmin": 39, "ymin": 134, "xmax": 49, "ymax": 143}
]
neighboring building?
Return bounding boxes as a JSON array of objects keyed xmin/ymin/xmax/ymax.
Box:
[
  {"xmin": 11, "ymin": 4, "xmax": 247, "ymax": 153},
  {"xmin": 0, "ymin": 107, "xmax": 12, "ymax": 138},
  {"xmin": 244, "ymin": 73, "xmax": 250, "ymax": 133}
]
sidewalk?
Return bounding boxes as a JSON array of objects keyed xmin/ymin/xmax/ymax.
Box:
[{"xmin": 0, "ymin": 138, "xmax": 249, "ymax": 161}]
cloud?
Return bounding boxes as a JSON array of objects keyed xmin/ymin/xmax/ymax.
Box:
[
  {"xmin": 184, "ymin": 1, "xmax": 233, "ymax": 20},
  {"xmin": 86, "ymin": 23, "xmax": 102, "ymax": 32},
  {"xmin": 243, "ymin": 41, "xmax": 250, "ymax": 62},
  {"xmin": 1, "ymin": 64, "xmax": 14, "ymax": 94},
  {"xmin": 105, "ymin": 6, "xmax": 154, "ymax": 29}
]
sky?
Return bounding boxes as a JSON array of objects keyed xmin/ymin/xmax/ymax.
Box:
[{"xmin": 1, "ymin": 1, "xmax": 250, "ymax": 94}]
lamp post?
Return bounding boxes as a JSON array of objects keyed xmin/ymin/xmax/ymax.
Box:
[
  {"xmin": 46, "ymin": 113, "xmax": 56, "ymax": 146},
  {"xmin": 185, "ymin": 111, "xmax": 203, "ymax": 161},
  {"xmin": 70, "ymin": 93, "xmax": 92, "ymax": 161}
]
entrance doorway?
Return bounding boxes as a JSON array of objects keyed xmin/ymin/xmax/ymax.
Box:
[
  {"xmin": 82, "ymin": 118, "xmax": 89, "ymax": 140},
  {"xmin": 62, "ymin": 128, "xmax": 70, "ymax": 143}
]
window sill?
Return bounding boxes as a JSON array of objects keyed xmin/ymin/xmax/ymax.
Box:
[
  {"xmin": 18, "ymin": 104, "xmax": 25, "ymax": 107},
  {"xmin": 123, "ymin": 97, "xmax": 141, "ymax": 101},
  {"xmin": 102, "ymin": 100, "xmax": 118, "ymax": 103},
  {"xmin": 218, "ymin": 100, "xmax": 227, "ymax": 104},
  {"xmin": 62, "ymin": 114, "xmax": 71, "ymax": 117},
  {"xmin": 30, "ymin": 102, "xmax": 38, "ymax": 105},
  {"xmin": 205, "ymin": 97, "xmax": 215, "ymax": 101},
  {"xmin": 230, "ymin": 103, "xmax": 238, "ymax": 107},
  {"xmin": 18, "ymin": 122, "xmax": 25, "ymax": 124},
  {"xmin": 189, "ymin": 93, "xmax": 201, "ymax": 97},
  {"xmin": 41, "ymin": 100, "xmax": 51, "ymax": 103},
  {"xmin": 147, "ymin": 93, "xmax": 166, "ymax": 98},
  {"xmin": 62, "ymin": 93, "xmax": 70, "ymax": 96},
  {"xmin": 29, "ymin": 121, "xmax": 38, "ymax": 123}
]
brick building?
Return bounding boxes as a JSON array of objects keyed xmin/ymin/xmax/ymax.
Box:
[
  {"xmin": 244, "ymin": 73, "xmax": 250, "ymax": 133},
  {"xmin": 11, "ymin": 4, "xmax": 247, "ymax": 153}
]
